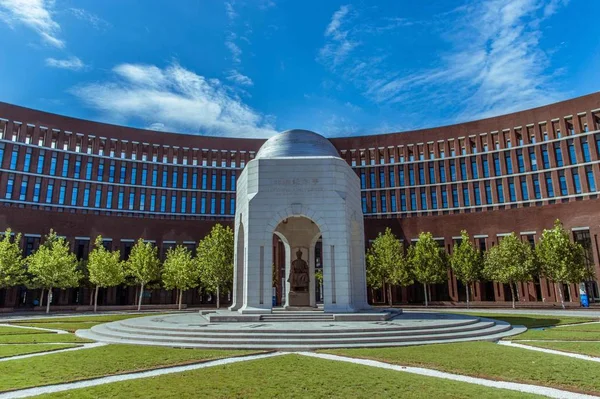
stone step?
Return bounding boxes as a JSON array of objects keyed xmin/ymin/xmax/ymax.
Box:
[
  {"xmin": 78, "ymin": 322, "xmax": 514, "ymax": 349},
  {"xmin": 102, "ymin": 320, "xmax": 496, "ymax": 340}
]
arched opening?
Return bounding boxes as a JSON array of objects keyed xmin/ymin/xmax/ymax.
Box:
[{"xmin": 272, "ymin": 216, "xmax": 322, "ymax": 309}]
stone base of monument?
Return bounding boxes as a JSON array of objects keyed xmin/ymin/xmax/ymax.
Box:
[
  {"xmin": 287, "ymin": 290, "xmax": 310, "ymax": 307},
  {"xmin": 77, "ymin": 310, "xmax": 525, "ymax": 350}
]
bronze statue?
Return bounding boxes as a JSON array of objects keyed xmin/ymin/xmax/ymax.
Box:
[{"xmin": 288, "ymin": 249, "xmax": 309, "ymax": 291}]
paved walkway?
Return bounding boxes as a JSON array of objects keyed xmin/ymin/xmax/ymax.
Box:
[{"xmin": 0, "ymin": 343, "xmax": 106, "ymax": 363}]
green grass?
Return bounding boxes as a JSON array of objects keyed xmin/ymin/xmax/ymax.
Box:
[
  {"xmin": 452, "ymin": 312, "xmax": 596, "ymax": 328},
  {"xmin": 10, "ymin": 313, "xmax": 172, "ymax": 333},
  {"xmin": 41, "ymin": 354, "xmax": 542, "ymax": 399},
  {"xmin": 11, "ymin": 322, "xmax": 108, "ymax": 333},
  {"xmin": 0, "ymin": 344, "xmax": 260, "ymax": 393},
  {"xmin": 0, "ymin": 326, "xmax": 47, "ymax": 335},
  {"xmin": 511, "ymin": 328, "xmax": 600, "ymax": 341},
  {"xmin": 558, "ymin": 322, "xmax": 600, "ymax": 332},
  {"xmin": 0, "ymin": 343, "xmax": 79, "ymax": 358},
  {"xmin": 0, "ymin": 333, "xmax": 93, "ymax": 344},
  {"xmin": 322, "ymin": 341, "xmax": 600, "ymax": 395},
  {"xmin": 522, "ymin": 341, "xmax": 600, "ymax": 357}
]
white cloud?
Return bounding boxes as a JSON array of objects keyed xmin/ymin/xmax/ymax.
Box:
[
  {"xmin": 226, "ymin": 70, "xmax": 253, "ymax": 86},
  {"xmin": 225, "ymin": 1, "xmax": 237, "ymax": 21},
  {"xmin": 68, "ymin": 8, "xmax": 110, "ymax": 30},
  {"xmin": 0, "ymin": 0, "xmax": 64, "ymax": 48},
  {"xmin": 318, "ymin": 5, "xmax": 359, "ymax": 68},
  {"xmin": 225, "ymin": 35, "xmax": 242, "ymax": 64},
  {"xmin": 45, "ymin": 56, "xmax": 85, "ymax": 70},
  {"xmin": 70, "ymin": 62, "xmax": 277, "ymax": 138}
]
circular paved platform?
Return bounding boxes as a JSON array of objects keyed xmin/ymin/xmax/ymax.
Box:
[{"xmin": 76, "ymin": 311, "xmax": 525, "ymax": 350}]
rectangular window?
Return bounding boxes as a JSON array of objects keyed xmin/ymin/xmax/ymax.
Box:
[
  {"xmin": 381, "ymin": 195, "xmax": 387, "ymax": 212},
  {"xmin": 517, "ymin": 151, "xmax": 524, "ymax": 173},
  {"xmin": 211, "ymin": 173, "xmax": 217, "ymax": 190},
  {"xmin": 460, "ymin": 160, "xmax": 467, "ymax": 180},
  {"xmin": 471, "ymin": 158, "xmax": 478, "ymax": 179},
  {"xmin": 450, "ymin": 162, "xmax": 456, "ymax": 182},
  {"xmin": 391, "ymin": 193, "xmax": 397, "ymax": 212},
  {"xmin": 496, "ymin": 180, "xmax": 504, "ymax": 203},
  {"xmin": 97, "ymin": 161, "xmax": 104, "ymax": 181},
  {"xmin": 360, "ymin": 171, "xmax": 366, "ymax": 189},
  {"xmin": 452, "ymin": 185, "xmax": 459, "ymax": 207},
  {"xmin": 409, "ymin": 166, "xmax": 415, "ymax": 185},
  {"xmin": 572, "ymin": 170, "xmax": 582, "ymax": 194},
  {"xmin": 74, "ymin": 158, "xmax": 81, "ymax": 179},
  {"xmin": 431, "ymin": 191, "xmax": 437, "ymax": 209},
  {"xmin": 542, "ymin": 146, "xmax": 550, "ymax": 169},
  {"xmin": 119, "ymin": 164, "xmax": 126, "ymax": 184},
  {"xmin": 554, "ymin": 145, "xmax": 564, "ymax": 167},
  {"xmin": 474, "ymin": 184, "xmax": 481, "ymax": 206},
  {"xmin": 24, "ymin": 149, "xmax": 32, "ymax": 172},
  {"xmin": 152, "ymin": 168, "xmax": 158, "ymax": 186},
  {"xmin": 19, "ymin": 177, "xmax": 28, "ymax": 201},
  {"xmin": 61, "ymin": 155, "xmax": 69, "ymax": 178},
  {"xmin": 505, "ymin": 153, "xmax": 513, "ymax": 174},
  {"xmin": 482, "ymin": 158, "xmax": 489, "ymax": 178},
  {"xmin": 520, "ymin": 178, "xmax": 529, "ymax": 200},
  {"xmin": 5, "ymin": 175, "xmax": 14, "ymax": 199},
  {"xmin": 162, "ymin": 170, "xmax": 168, "ymax": 187},
  {"xmin": 582, "ymin": 140, "xmax": 591, "ymax": 162},
  {"xmin": 371, "ymin": 194, "xmax": 377, "ymax": 213},
  {"xmin": 361, "ymin": 195, "xmax": 367, "ymax": 213},
  {"xmin": 219, "ymin": 197, "xmax": 225, "ymax": 215},
  {"xmin": 172, "ymin": 169, "xmax": 178, "ymax": 188},
  {"xmin": 508, "ymin": 179, "xmax": 516, "ymax": 202},
  {"xmin": 546, "ymin": 174, "xmax": 555, "ymax": 197},
  {"xmin": 418, "ymin": 165, "xmax": 425, "ymax": 185},
  {"xmin": 201, "ymin": 197, "xmax": 206, "ymax": 214},
  {"xmin": 439, "ymin": 164, "xmax": 446, "ymax": 183},
  {"xmin": 33, "ymin": 179, "xmax": 41, "ymax": 202},
  {"xmin": 529, "ymin": 150, "xmax": 537, "ymax": 171},
  {"xmin": 109, "ymin": 162, "xmax": 115, "ymax": 183},
  {"xmin": 182, "ymin": 170, "xmax": 187, "ymax": 189},
  {"xmin": 106, "ymin": 188, "xmax": 113, "ymax": 209},
  {"xmin": 83, "ymin": 185, "xmax": 90, "ymax": 207},
  {"xmin": 86, "ymin": 161, "xmax": 92, "ymax": 179},
  {"xmin": 410, "ymin": 190, "xmax": 417, "ymax": 210},
  {"xmin": 400, "ymin": 193, "xmax": 406, "ymax": 211},
  {"xmin": 441, "ymin": 188, "xmax": 448, "ymax": 208},
  {"xmin": 230, "ymin": 198, "xmax": 235, "ymax": 215},
  {"xmin": 192, "ymin": 172, "xmax": 198, "ymax": 189},
  {"xmin": 462, "ymin": 185, "xmax": 470, "ymax": 206},
  {"xmin": 420, "ymin": 190, "xmax": 427, "ymax": 210},
  {"xmin": 71, "ymin": 183, "xmax": 78, "ymax": 206},
  {"xmin": 150, "ymin": 192, "xmax": 156, "ymax": 212},
  {"xmin": 37, "ymin": 151, "xmax": 45, "ymax": 174},
  {"xmin": 222, "ymin": 172, "xmax": 227, "ymax": 190},
  {"xmin": 95, "ymin": 188, "xmax": 102, "ymax": 208},
  {"xmin": 559, "ymin": 173, "xmax": 568, "ymax": 195},
  {"xmin": 399, "ymin": 169, "xmax": 405, "ymax": 186},
  {"xmin": 141, "ymin": 166, "xmax": 147, "ymax": 185},
  {"xmin": 139, "ymin": 190, "xmax": 145, "ymax": 211},
  {"xmin": 532, "ymin": 175, "xmax": 541, "ymax": 199},
  {"xmin": 210, "ymin": 197, "xmax": 216, "ymax": 214},
  {"xmin": 568, "ymin": 141, "xmax": 577, "ymax": 164},
  {"xmin": 117, "ymin": 188, "xmax": 124, "ymax": 209},
  {"xmin": 493, "ymin": 155, "xmax": 501, "ymax": 175},
  {"xmin": 171, "ymin": 194, "xmax": 176, "ymax": 213},
  {"xmin": 9, "ymin": 147, "xmax": 19, "ymax": 170},
  {"xmin": 429, "ymin": 165, "xmax": 435, "ymax": 184},
  {"xmin": 485, "ymin": 182, "xmax": 492, "ymax": 204},
  {"xmin": 587, "ymin": 168, "xmax": 596, "ymax": 192},
  {"xmin": 160, "ymin": 193, "xmax": 166, "ymax": 212},
  {"xmin": 46, "ymin": 180, "xmax": 54, "ymax": 203},
  {"xmin": 389, "ymin": 170, "xmax": 395, "ymax": 186}
]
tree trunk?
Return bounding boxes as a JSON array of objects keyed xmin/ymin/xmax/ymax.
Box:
[
  {"xmin": 387, "ymin": 284, "xmax": 393, "ymax": 307},
  {"xmin": 428, "ymin": 285, "xmax": 432, "ymax": 304},
  {"xmin": 94, "ymin": 286, "xmax": 100, "ymax": 313},
  {"xmin": 46, "ymin": 288, "xmax": 52, "ymax": 314},
  {"xmin": 424, "ymin": 283, "xmax": 428, "ymax": 307},
  {"xmin": 381, "ymin": 280, "xmax": 386, "ymax": 305},
  {"xmin": 557, "ymin": 283, "xmax": 565, "ymax": 309},
  {"xmin": 509, "ymin": 283, "xmax": 516, "ymax": 309},
  {"xmin": 40, "ymin": 288, "xmax": 45, "ymax": 308},
  {"xmin": 138, "ymin": 283, "xmax": 144, "ymax": 311},
  {"xmin": 466, "ymin": 284, "xmax": 470, "ymax": 309},
  {"xmin": 567, "ymin": 284, "xmax": 573, "ymax": 304},
  {"xmin": 89, "ymin": 289, "xmax": 94, "ymax": 306},
  {"xmin": 178, "ymin": 289, "xmax": 183, "ymax": 311},
  {"xmin": 216, "ymin": 286, "xmax": 220, "ymax": 309},
  {"xmin": 370, "ymin": 288, "xmax": 375, "ymax": 305},
  {"xmin": 515, "ymin": 283, "xmax": 521, "ymax": 302}
]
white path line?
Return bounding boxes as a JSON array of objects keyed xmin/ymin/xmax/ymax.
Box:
[
  {"xmin": 0, "ymin": 351, "xmax": 285, "ymax": 398},
  {"xmin": 556, "ymin": 321, "xmax": 600, "ymax": 328},
  {"xmin": 499, "ymin": 341, "xmax": 600, "ymax": 363},
  {"xmin": 0, "ymin": 323, "xmax": 68, "ymax": 334},
  {"xmin": 514, "ymin": 340, "xmax": 600, "ymax": 343},
  {"xmin": 0, "ymin": 343, "xmax": 105, "ymax": 362},
  {"xmin": 298, "ymin": 352, "xmax": 598, "ymax": 399}
]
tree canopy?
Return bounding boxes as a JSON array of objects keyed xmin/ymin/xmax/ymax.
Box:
[
  {"xmin": 409, "ymin": 232, "xmax": 447, "ymax": 306},
  {"xmin": 88, "ymin": 235, "xmax": 124, "ymax": 312},
  {"xmin": 0, "ymin": 228, "xmax": 27, "ymax": 288},
  {"xmin": 162, "ymin": 245, "xmax": 198, "ymax": 310},
  {"xmin": 450, "ymin": 230, "xmax": 483, "ymax": 307},
  {"xmin": 126, "ymin": 239, "xmax": 161, "ymax": 311},
  {"xmin": 196, "ymin": 224, "xmax": 234, "ymax": 308}
]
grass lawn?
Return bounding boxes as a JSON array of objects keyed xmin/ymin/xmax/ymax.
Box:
[
  {"xmin": 42, "ymin": 354, "xmax": 543, "ymax": 399},
  {"xmin": 0, "ymin": 343, "xmax": 79, "ymax": 358},
  {"xmin": 511, "ymin": 328, "xmax": 600, "ymax": 341},
  {"xmin": 452, "ymin": 312, "xmax": 596, "ymax": 328},
  {"xmin": 0, "ymin": 333, "xmax": 93, "ymax": 344},
  {"xmin": 322, "ymin": 341, "xmax": 600, "ymax": 395},
  {"xmin": 520, "ymin": 341, "xmax": 600, "ymax": 357},
  {"xmin": 558, "ymin": 322, "xmax": 600, "ymax": 332},
  {"xmin": 0, "ymin": 344, "xmax": 260, "ymax": 393},
  {"xmin": 0, "ymin": 326, "xmax": 47, "ymax": 335}
]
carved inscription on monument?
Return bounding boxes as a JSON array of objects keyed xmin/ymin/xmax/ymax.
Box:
[{"xmin": 263, "ymin": 178, "xmax": 324, "ymax": 193}]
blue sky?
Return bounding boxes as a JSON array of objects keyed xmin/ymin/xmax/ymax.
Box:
[{"xmin": 0, "ymin": 0, "xmax": 598, "ymax": 138}]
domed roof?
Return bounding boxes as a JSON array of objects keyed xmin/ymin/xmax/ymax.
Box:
[{"xmin": 255, "ymin": 129, "xmax": 340, "ymax": 159}]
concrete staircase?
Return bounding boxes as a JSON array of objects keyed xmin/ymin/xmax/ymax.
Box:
[{"xmin": 76, "ymin": 312, "xmax": 524, "ymax": 350}]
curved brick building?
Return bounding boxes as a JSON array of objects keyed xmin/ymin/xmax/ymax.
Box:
[{"xmin": 1, "ymin": 92, "xmax": 599, "ymax": 310}]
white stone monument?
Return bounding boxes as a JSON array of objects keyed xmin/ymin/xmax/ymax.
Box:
[{"xmin": 229, "ymin": 129, "xmax": 370, "ymax": 314}]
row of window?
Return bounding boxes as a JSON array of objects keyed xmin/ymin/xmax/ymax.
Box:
[
  {"xmin": 361, "ymin": 169, "xmax": 598, "ymax": 214},
  {"xmin": 3, "ymin": 176, "xmax": 235, "ymax": 215},
  {"xmin": 359, "ymin": 136, "xmax": 599, "ymax": 189}
]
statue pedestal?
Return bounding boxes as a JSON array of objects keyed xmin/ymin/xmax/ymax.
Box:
[{"xmin": 288, "ymin": 290, "xmax": 310, "ymax": 307}]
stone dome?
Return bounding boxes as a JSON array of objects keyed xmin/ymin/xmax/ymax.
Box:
[{"xmin": 255, "ymin": 129, "xmax": 340, "ymax": 159}]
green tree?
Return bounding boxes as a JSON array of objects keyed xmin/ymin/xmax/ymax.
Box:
[
  {"xmin": 126, "ymin": 239, "xmax": 161, "ymax": 311},
  {"xmin": 27, "ymin": 230, "xmax": 81, "ymax": 313},
  {"xmin": 366, "ymin": 228, "xmax": 412, "ymax": 306},
  {"xmin": 483, "ymin": 233, "xmax": 537, "ymax": 309},
  {"xmin": 536, "ymin": 220, "xmax": 589, "ymax": 309},
  {"xmin": 88, "ymin": 236, "xmax": 124, "ymax": 312},
  {"xmin": 0, "ymin": 228, "xmax": 27, "ymax": 289},
  {"xmin": 409, "ymin": 232, "xmax": 447, "ymax": 307},
  {"xmin": 196, "ymin": 224, "xmax": 234, "ymax": 308},
  {"xmin": 450, "ymin": 230, "xmax": 483, "ymax": 308},
  {"xmin": 162, "ymin": 245, "xmax": 198, "ymax": 310}
]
